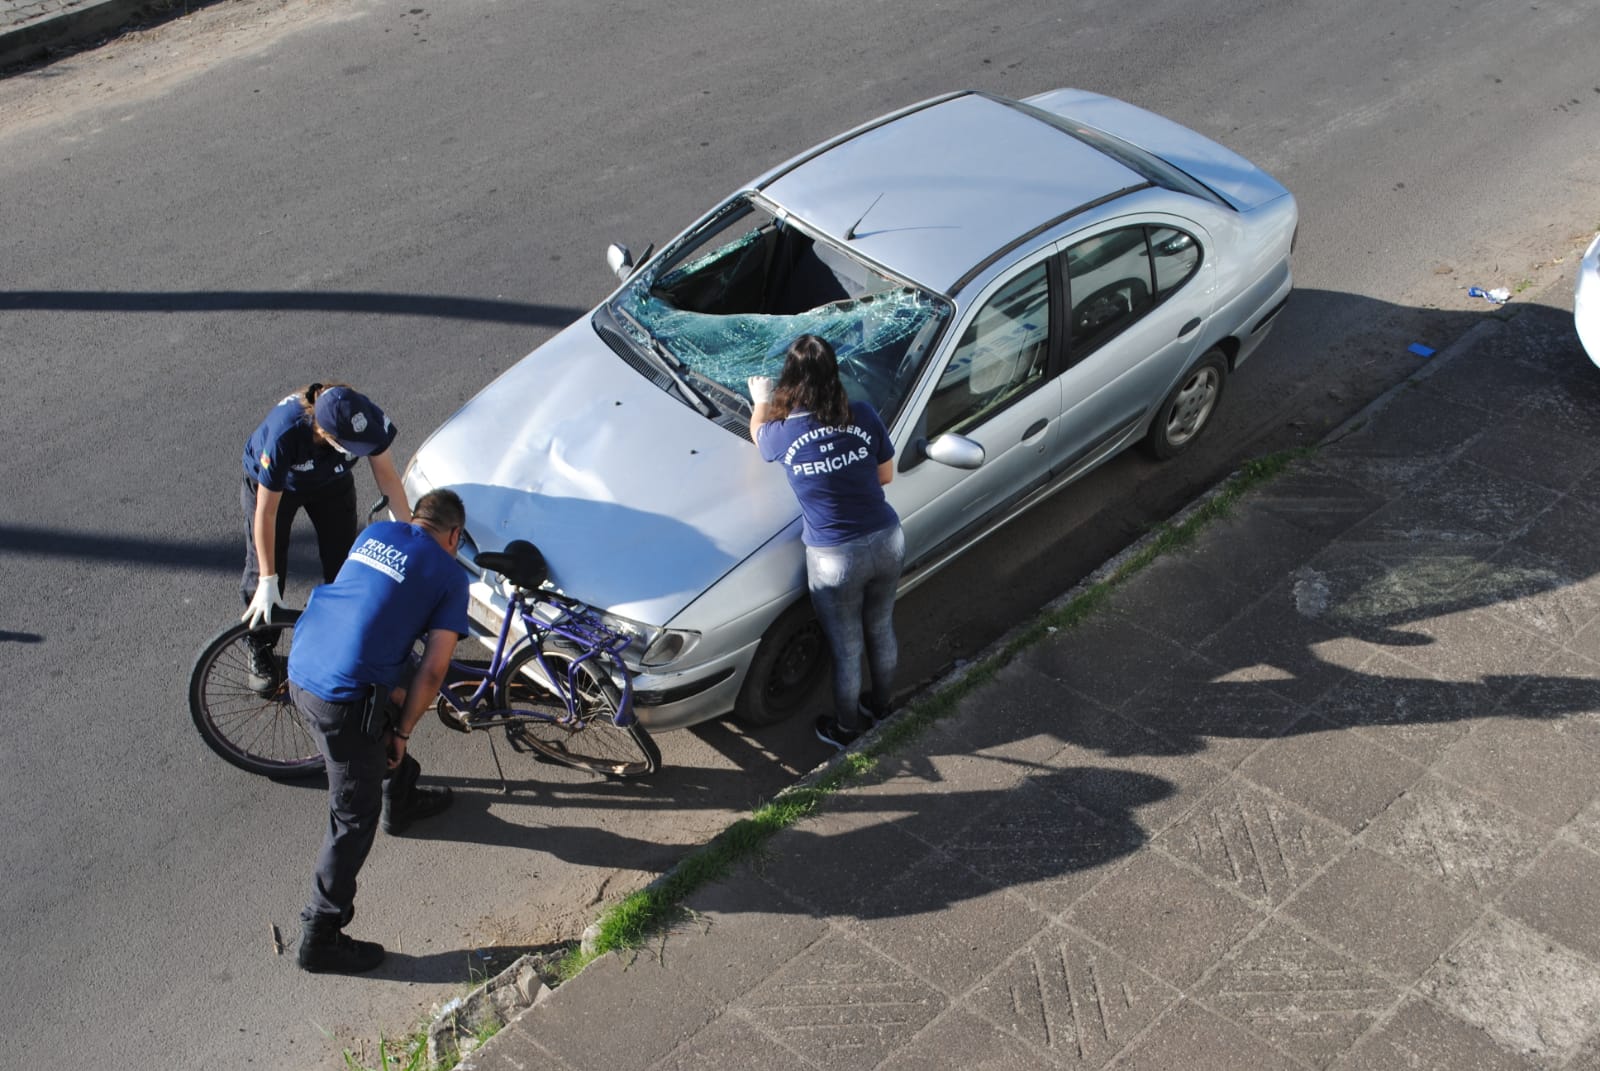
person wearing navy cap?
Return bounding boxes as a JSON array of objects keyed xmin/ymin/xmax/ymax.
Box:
[{"xmin": 240, "ymin": 383, "xmax": 410, "ymax": 690}]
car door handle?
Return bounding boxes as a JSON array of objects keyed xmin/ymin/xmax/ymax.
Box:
[
  {"xmin": 1179, "ymin": 317, "xmax": 1202, "ymax": 337},
  {"xmin": 1022, "ymin": 418, "xmax": 1048, "ymax": 441}
]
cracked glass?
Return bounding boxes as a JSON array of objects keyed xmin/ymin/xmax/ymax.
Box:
[{"xmin": 604, "ymin": 196, "xmax": 951, "ymax": 423}]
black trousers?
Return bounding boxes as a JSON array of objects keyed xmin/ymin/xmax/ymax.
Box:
[
  {"xmin": 291, "ymin": 683, "xmax": 419, "ymax": 927},
  {"xmin": 239, "ymin": 475, "xmax": 357, "ymax": 607}
]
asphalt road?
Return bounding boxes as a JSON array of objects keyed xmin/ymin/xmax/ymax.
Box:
[{"xmin": 2, "ymin": 1, "xmax": 1598, "ymax": 1067}]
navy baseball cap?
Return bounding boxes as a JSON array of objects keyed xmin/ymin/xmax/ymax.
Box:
[{"xmin": 313, "ymin": 387, "xmax": 395, "ymax": 457}]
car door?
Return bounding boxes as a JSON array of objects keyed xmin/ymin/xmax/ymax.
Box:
[
  {"xmin": 890, "ymin": 255, "xmax": 1063, "ymax": 575},
  {"xmin": 1050, "ymin": 218, "xmax": 1214, "ymax": 477}
]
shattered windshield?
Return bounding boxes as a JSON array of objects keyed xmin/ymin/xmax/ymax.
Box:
[{"xmin": 603, "ymin": 196, "xmax": 950, "ymax": 425}]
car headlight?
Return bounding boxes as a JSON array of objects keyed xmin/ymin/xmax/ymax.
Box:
[
  {"xmin": 593, "ymin": 608, "xmax": 700, "ymax": 669},
  {"xmin": 401, "ymin": 458, "xmax": 433, "ymax": 506}
]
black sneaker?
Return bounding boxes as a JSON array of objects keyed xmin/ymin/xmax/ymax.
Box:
[
  {"xmin": 858, "ymin": 694, "xmax": 894, "ymax": 728},
  {"xmin": 245, "ymin": 640, "xmax": 279, "ymax": 698},
  {"xmin": 815, "ymin": 716, "xmax": 862, "ymax": 750},
  {"xmin": 382, "ymin": 784, "xmax": 453, "ymax": 835},
  {"xmin": 297, "ymin": 924, "xmax": 385, "ymax": 974}
]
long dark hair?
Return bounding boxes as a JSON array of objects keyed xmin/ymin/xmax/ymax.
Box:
[{"xmin": 768, "ymin": 335, "xmax": 849, "ymax": 427}]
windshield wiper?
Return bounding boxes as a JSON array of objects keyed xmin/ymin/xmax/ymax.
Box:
[{"xmin": 611, "ymin": 304, "xmax": 719, "ymax": 419}]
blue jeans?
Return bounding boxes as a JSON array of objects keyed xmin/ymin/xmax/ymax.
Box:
[{"xmin": 805, "ymin": 524, "xmax": 905, "ymax": 731}]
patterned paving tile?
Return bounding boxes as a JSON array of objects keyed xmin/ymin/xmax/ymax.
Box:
[
  {"xmin": 1195, "ymin": 920, "xmax": 1398, "ymax": 1068},
  {"xmin": 1155, "ymin": 778, "xmax": 1348, "ymax": 907},
  {"xmin": 739, "ymin": 931, "xmax": 944, "ymax": 1071},
  {"xmin": 968, "ymin": 926, "xmax": 1176, "ymax": 1067}
]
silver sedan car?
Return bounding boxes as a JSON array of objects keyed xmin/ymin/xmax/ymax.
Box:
[{"xmin": 403, "ymin": 88, "xmax": 1298, "ymax": 731}]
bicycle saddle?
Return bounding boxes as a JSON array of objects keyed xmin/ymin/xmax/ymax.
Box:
[{"xmin": 475, "ymin": 540, "xmax": 549, "ymax": 590}]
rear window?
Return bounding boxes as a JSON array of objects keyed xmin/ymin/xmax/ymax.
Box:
[{"xmin": 1004, "ymin": 99, "xmax": 1231, "ymax": 209}]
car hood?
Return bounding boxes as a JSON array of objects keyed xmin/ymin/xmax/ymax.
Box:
[
  {"xmin": 411, "ymin": 320, "xmax": 801, "ymax": 625},
  {"xmin": 1024, "ymin": 88, "xmax": 1292, "ymax": 212}
]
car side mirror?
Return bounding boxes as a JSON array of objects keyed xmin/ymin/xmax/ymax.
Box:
[
  {"xmin": 606, "ymin": 242, "xmax": 654, "ymax": 281},
  {"xmin": 922, "ymin": 433, "xmax": 985, "ymax": 470}
]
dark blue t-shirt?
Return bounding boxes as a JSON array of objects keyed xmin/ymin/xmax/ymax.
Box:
[
  {"xmin": 242, "ymin": 395, "xmax": 397, "ymax": 494},
  {"xmin": 288, "ymin": 520, "xmax": 471, "ymax": 703},
  {"xmin": 756, "ymin": 401, "xmax": 898, "ymax": 547}
]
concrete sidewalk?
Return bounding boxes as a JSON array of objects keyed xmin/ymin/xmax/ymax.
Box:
[{"xmin": 462, "ymin": 287, "xmax": 1600, "ymax": 1070}]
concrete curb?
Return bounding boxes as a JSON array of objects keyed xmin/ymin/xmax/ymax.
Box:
[{"xmin": 0, "ymin": 0, "xmax": 192, "ymax": 71}]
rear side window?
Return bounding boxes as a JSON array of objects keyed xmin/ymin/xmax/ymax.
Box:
[
  {"xmin": 1150, "ymin": 227, "xmax": 1200, "ymax": 297},
  {"xmin": 1067, "ymin": 228, "xmax": 1153, "ymax": 354},
  {"xmin": 1066, "ymin": 225, "xmax": 1202, "ymax": 356}
]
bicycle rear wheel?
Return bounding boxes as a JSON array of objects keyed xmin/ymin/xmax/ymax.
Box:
[
  {"xmin": 495, "ymin": 642, "xmax": 660, "ymax": 778},
  {"xmin": 188, "ymin": 613, "xmax": 324, "ymax": 779}
]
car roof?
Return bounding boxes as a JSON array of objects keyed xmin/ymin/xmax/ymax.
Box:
[{"xmin": 757, "ymin": 92, "xmax": 1149, "ymax": 297}]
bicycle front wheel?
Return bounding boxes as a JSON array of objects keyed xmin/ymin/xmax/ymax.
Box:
[
  {"xmin": 188, "ymin": 613, "xmax": 324, "ymax": 779},
  {"xmin": 495, "ymin": 642, "xmax": 660, "ymax": 778}
]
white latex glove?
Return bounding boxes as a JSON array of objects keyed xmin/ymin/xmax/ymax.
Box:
[
  {"xmin": 747, "ymin": 375, "xmax": 775, "ymax": 404},
  {"xmin": 242, "ymin": 575, "xmax": 286, "ymax": 629}
]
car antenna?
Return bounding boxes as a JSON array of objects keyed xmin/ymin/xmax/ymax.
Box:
[{"xmin": 845, "ymin": 192, "xmax": 885, "ymax": 241}]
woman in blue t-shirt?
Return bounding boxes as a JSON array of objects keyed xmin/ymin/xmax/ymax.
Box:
[
  {"xmin": 750, "ymin": 334, "xmax": 906, "ymax": 749},
  {"xmin": 239, "ymin": 383, "xmax": 411, "ymax": 636}
]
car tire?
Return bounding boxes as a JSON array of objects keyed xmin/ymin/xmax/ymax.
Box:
[
  {"xmin": 732, "ymin": 599, "xmax": 830, "ymax": 727},
  {"xmin": 1144, "ymin": 348, "xmax": 1227, "ymax": 460}
]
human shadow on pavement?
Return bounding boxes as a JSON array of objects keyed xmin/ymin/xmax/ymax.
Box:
[
  {"xmin": 724, "ymin": 766, "xmax": 1171, "ymax": 922},
  {"xmin": 381, "ymin": 786, "xmax": 690, "ymax": 874},
  {"xmin": 373, "ymin": 942, "xmax": 567, "ymax": 986}
]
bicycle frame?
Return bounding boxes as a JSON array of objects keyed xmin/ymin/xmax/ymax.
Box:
[{"xmin": 435, "ymin": 584, "xmax": 637, "ymax": 729}]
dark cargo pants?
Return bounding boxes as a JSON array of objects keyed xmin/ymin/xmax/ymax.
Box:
[{"xmin": 291, "ymin": 683, "xmax": 419, "ymax": 927}]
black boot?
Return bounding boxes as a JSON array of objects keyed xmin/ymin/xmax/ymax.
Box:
[
  {"xmin": 382, "ymin": 754, "xmax": 453, "ymax": 835},
  {"xmin": 297, "ymin": 918, "xmax": 384, "ymax": 974}
]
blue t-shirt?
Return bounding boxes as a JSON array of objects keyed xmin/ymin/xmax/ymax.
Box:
[
  {"xmin": 288, "ymin": 520, "xmax": 471, "ymax": 703},
  {"xmin": 242, "ymin": 395, "xmax": 397, "ymax": 494},
  {"xmin": 756, "ymin": 401, "xmax": 899, "ymax": 547}
]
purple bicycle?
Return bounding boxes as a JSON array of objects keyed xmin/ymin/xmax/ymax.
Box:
[{"xmin": 188, "ymin": 537, "xmax": 661, "ymax": 781}]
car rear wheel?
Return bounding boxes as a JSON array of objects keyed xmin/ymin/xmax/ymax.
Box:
[
  {"xmin": 732, "ymin": 600, "xmax": 830, "ymax": 727},
  {"xmin": 1144, "ymin": 349, "xmax": 1227, "ymax": 460}
]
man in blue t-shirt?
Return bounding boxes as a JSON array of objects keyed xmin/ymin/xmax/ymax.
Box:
[{"xmin": 286, "ymin": 488, "xmax": 471, "ymax": 974}]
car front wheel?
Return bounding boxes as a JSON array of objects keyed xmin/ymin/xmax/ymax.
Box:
[
  {"xmin": 732, "ymin": 600, "xmax": 830, "ymax": 727},
  {"xmin": 1144, "ymin": 349, "xmax": 1227, "ymax": 460}
]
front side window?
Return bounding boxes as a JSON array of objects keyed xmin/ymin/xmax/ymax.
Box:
[
  {"xmin": 602, "ymin": 195, "xmax": 951, "ymax": 425},
  {"xmin": 924, "ymin": 262, "xmax": 1051, "ymax": 438}
]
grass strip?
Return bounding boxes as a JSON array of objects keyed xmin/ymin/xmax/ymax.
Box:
[{"xmin": 561, "ymin": 445, "xmax": 1312, "ymax": 977}]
